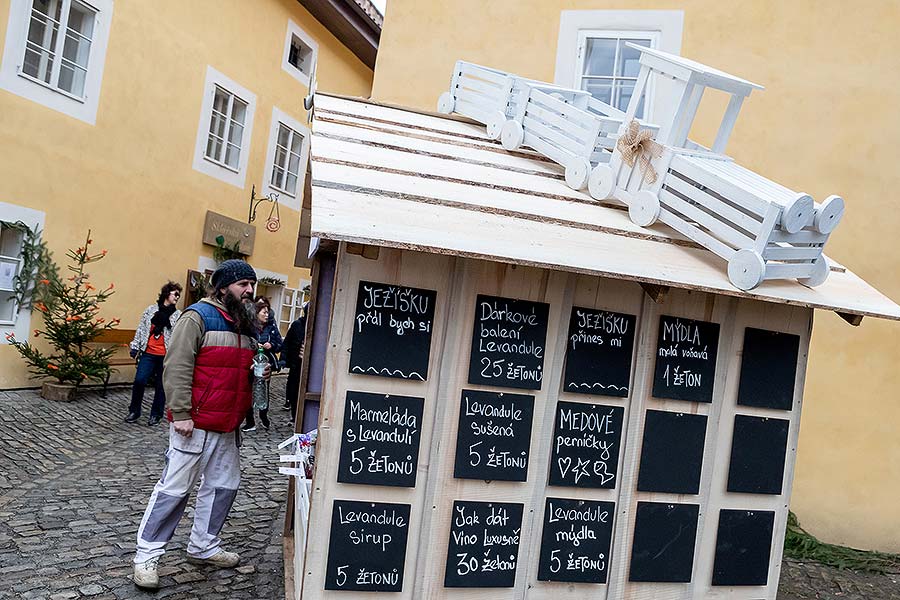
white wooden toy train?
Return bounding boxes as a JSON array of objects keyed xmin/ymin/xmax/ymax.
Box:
[{"xmin": 437, "ymin": 54, "xmax": 844, "ymax": 291}]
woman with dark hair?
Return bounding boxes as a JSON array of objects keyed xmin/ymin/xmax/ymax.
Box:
[
  {"xmin": 125, "ymin": 281, "xmax": 183, "ymax": 425},
  {"xmin": 242, "ymin": 296, "xmax": 283, "ymax": 432}
]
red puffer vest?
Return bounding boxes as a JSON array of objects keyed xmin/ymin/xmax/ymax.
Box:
[{"xmin": 186, "ymin": 300, "xmax": 256, "ymax": 432}]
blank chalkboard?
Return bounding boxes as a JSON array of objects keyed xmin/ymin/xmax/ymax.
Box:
[
  {"xmin": 712, "ymin": 509, "xmax": 775, "ymax": 586},
  {"xmin": 737, "ymin": 327, "xmax": 800, "ymax": 410},
  {"xmin": 637, "ymin": 410, "xmax": 707, "ymax": 495},
  {"xmin": 563, "ymin": 307, "xmax": 636, "ymax": 397},
  {"xmin": 468, "ymin": 294, "xmax": 549, "ymax": 390},
  {"xmin": 324, "ymin": 500, "xmax": 411, "ymax": 592},
  {"xmin": 652, "ymin": 315, "xmax": 720, "ymax": 402},
  {"xmin": 538, "ymin": 497, "xmax": 615, "ymax": 583},
  {"xmin": 727, "ymin": 415, "xmax": 789, "ymax": 495},
  {"xmin": 454, "ymin": 389, "xmax": 534, "ymax": 482},
  {"xmin": 337, "ymin": 391, "xmax": 425, "ymax": 488},
  {"xmin": 548, "ymin": 401, "xmax": 624, "ymax": 489},
  {"xmin": 349, "ymin": 281, "xmax": 437, "ymax": 381},
  {"xmin": 629, "ymin": 502, "xmax": 699, "ymax": 583},
  {"xmin": 444, "ymin": 500, "xmax": 524, "ymax": 588}
]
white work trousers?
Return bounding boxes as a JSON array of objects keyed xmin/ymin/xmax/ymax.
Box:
[{"xmin": 134, "ymin": 425, "xmax": 241, "ymax": 563}]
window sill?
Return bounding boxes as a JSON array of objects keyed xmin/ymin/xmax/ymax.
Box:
[
  {"xmin": 202, "ymin": 155, "xmax": 241, "ymax": 175},
  {"xmin": 17, "ymin": 70, "xmax": 87, "ymax": 104},
  {"xmin": 268, "ymin": 184, "xmax": 297, "ymax": 199}
]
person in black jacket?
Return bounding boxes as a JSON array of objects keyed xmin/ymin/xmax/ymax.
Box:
[
  {"xmin": 242, "ymin": 297, "xmax": 283, "ymax": 432},
  {"xmin": 281, "ymin": 301, "xmax": 308, "ymax": 423}
]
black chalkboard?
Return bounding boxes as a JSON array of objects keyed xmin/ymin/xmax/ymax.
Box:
[
  {"xmin": 349, "ymin": 281, "xmax": 437, "ymax": 381},
  {"xmin": 548, "ymin": 401, "xmax": 624, "ymax": 489},
  {"xmin": 563, "ymin": 307, "xmax": 636, "ymax": 397},
  {"xmin": 444, "ymin": 500, "xmax": 524, "ymax": 588},
  {"xmin": 637, "ymin": 410, "xmax": 707, "ymax": 494},
  {"xmin": 652, "ymin": 315, "xmax": 720, "ymax": 403},
  {"xmin": 727, "ymin": 415, "xmax": 789, "ymax": 495},
  {"xmin": 468, "ymin": 294, "xmax": 549, "ymax": 390},
  {"xmin": 337, "ymin": 391, "xmax": 425, "ymax": 488},
  {"xmin": 737, "ymin": 327, "xmax": 800, "ymax": 410},
  {"xmin": 324, "ymin": 500, "xmax": 411, "ymax": 592},
  {"xmin": 712, "ymin": 509, "xmax": 775, "ymax": 586},
  {"xmin": 454, "ymin": 389, "xmax": 534, "ymax": 481},
  {"xmin": 537, "ymin": 497, "xmax": 615, "ymax": 584},
  {"xmin": 629, "ymin": 502, "xmax": 699, "ymax": 583}
]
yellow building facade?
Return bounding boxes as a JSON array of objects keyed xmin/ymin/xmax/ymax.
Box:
[
  {"xmin": 371, "ymin": 1, "xmax": 900, "ymax": 553},
  {"xmin": 0, "ymin": 0, "xmax": 373, "ymax": 387}
]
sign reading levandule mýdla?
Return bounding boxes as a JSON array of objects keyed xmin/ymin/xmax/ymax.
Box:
[
  {"xmin": 563, "ymin": 307, "xmax": 636, "ymax": 397},
  {"xmin": 652, "ymin": 315, "xmax": 720, "ymax": 403},
  {"xmin": 349, "ymin": 281, "xmax": 437, "ymax": 381},
  {"xmin": 337, "ymin": 391, "xmax": 424, "ymax": 488},
  {"xmin": 538, "ymin": 497, "xmax": 616, "ymax": 584},
  {"xmin": 468, "ymin": 294, "xmax": 549, "ymax": 390},
  {"xmin": 444, "ymin": 500, "xmax": 524, "ymax": 588},
  {"xmin": 325, "ymin": 500, "xmax": 411, "ymax": 592}
]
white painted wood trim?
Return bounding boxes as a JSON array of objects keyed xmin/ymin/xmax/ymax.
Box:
[{"xmin": 261, "ymin": 106, "xmax": 311, "ymax": 213}]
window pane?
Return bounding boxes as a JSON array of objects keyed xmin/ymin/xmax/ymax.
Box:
[
  {"xmin": 227, "ymin": 121, "xmax": 244, "ymax": 146},
  {"xmin": 231, "ymin": 98, "xmax": 248, "ymax": 126},
  {"xmin": 581, "ymin": 79, "xmax": 612, "ymax": 105},
  {"xmin": 212, "ymin": 88, "xmax": 230, "ymax": 115},
  {"xmin": 24, "ymin": 4, "xmax": 60, "ymax": 83},
  {"xmin": 57, "ymin": 61, "xmax": 87, "ymax": 96},
  {"xmin": 205, "ymin": 134, "xmax": 222, "ymax": 161},
  {"xmin": 285, "ymin": 172, "xmax": 298, "ymax": 195},
  {"xmin": 271, "ymin": 165, "xmax": 285, "ymax": 189},
  {"xmin": 289, "ymin": 131, "xmax": 303, "ymax": 154},
  {"xmin": 0, "ymin": 291, "xmax": 16, "ymax": 323},
  {"xmin": 0, "ymin": 226, "xmax": 24, "ymax": 257},
  {"xmin": 67, "ymin": 2, "xmax": 95, "ymax": 39},
  {"xmin": 615, "ymin": 80, "xmax": 645, "ymax": 118},
  {"xmin": 208, "ymin": 110, "xmax": 226, "ymax": 140},
  {"xmin": 582, "ymin": 37, "xmax": 617, "ymax": 77},
  {"xmin": 224, "ymin": 143, "xmax": 240, "ymax": 169},
  {"xmin": 619, "ymin": 38, "xmax": 650, "ymax": 78},
  {"xmin": 277, "ymin": 124, "xmax": 290, "ymax": 148},
  {"xmin": 289, "ymin": 36, "xmax": 311, "ymax": 73},
  {"xmin": 287, "ymin": 151, "xmax": 301, "ymax": 177},
  {"xmin": 23, "ymin": 45, "xmax": 54, "ymax": 83},
  {"xmin": 62, "ymin": 30, "xmax": 92, "ymax": 70},
  {"xmin": 274, "ymin": 144, "xmax": 288, "ymax": 171}
]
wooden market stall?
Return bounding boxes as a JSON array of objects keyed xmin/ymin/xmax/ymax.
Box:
[{"xmin": 284, "ymin": 92, "xmax": 900, "ymax": 600}]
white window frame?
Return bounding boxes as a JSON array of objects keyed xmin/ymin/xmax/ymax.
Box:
[
  {"xmin": 261, "ymin": 106, "xmax": 310, "ymax": 212},
  {"xmin": 0, "ymin": 0, "xmax": 113, "ymax": 125},
  {"xmin": 0, "ymin": 201, "xmax": 45, "ymax": 342},
  {"xmin": 554, "ymin": 10, "xmax": 683, "ymax": 125},
  {"xmin": 281, "ymin": 19, "xmax": 318, "ymax": 88},
  {"xmin": 192, "ymin": 65, "xmax": 257, "ymax": 189},
  {"xmin": 575, "ymin": 29, "xmax": 660, "ymax": 120}
]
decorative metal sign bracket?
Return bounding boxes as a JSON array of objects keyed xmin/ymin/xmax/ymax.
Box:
[{"xmin": 248, "ymin": 185, "xmax": 281, "ymax": 232}]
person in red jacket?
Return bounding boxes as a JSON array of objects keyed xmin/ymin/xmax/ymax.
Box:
[{"xmin": 132, "ymin": 260, "xmax": 268, "ymax": 590}]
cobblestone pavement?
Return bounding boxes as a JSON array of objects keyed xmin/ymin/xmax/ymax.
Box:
[
  {"xmin": 2, "ymin": 379, "xmax": 899, "ymax": 599},
  {"xmin": 0, "ymin": 376, "xmax": 294, "ymax": 600}
]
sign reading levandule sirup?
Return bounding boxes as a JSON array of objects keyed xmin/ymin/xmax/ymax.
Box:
[
  {"xmin": 468, "ymin": 294, "xmax": 549, "ymax": 390},
  {"xmin": 337, "ymin": 391, "xmax": 424, "ymax": 488},
  {"xmin": 325, "ymin": 500, "xmax": 411, "ymax": 592},
  {"xmin": 652, "ymin": 315, "xmax": 720, "ymax": 403},
  {"xmin": 349, "ymin": 281, "xmax": 437, "ymax": 381},
  {"xmin": 563, "ymin": 307, "xmax": 636, "ymax": 397}
]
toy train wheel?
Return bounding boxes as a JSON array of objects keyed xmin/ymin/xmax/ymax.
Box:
[
  {"xmin": 564, "ymin": 157, "xmax": 591, "ymax": 190},
  {"xmin": 727, "ymin": 249, "xmax": 766, "ymax": 291},
  {"xmin": 486, "ymin": 111, "xmax": 506, "ymax": 140},
  {"xmin": 799, "ymin": 256, "xmax": 829, "ymax": 288},
  {"xmin": 500, "ymin": 120, "xmax": 524, "ymax": 150},
  {"xmin": 629, "ymin": 190, "xmax": 660, "ymax": 227},
  {"xmin": 814, "ymin": 195, "xmax": 845, "ymax": 235},
  {"xmin": 781, "ymin": 193, "xmax": 814, "ymax": 234},
  {"xmin": 437, "ymin": 92, "xmax": 455, "ymax": 114},
  {"xmin": 588, "ymin": 165, "xmax": 615, "ymax": 200}
]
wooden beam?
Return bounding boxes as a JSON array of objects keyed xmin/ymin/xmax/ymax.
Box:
[
  {"xmin": 296, "ymin": 0, "xmax": 379, "ymax": 69},
  {"xmin": 836, "ymin": 311, "xmax": 864, "ymax": 326},
  {"xmin": 640, "ymin": 282, "xmax": 669, "ymax": 304},
  {"xmin": 346, "ymin": 242, "xmax": 380, "ymax": 260}
]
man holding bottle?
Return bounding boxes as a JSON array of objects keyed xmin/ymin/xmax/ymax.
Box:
[{"xmin": 132, "ymin": 260, "xmax": 268, "ymax": 589}]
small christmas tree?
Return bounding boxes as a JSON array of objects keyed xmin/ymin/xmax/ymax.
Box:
[{"xmin": 6, "ymin": 231, "xmax": 120, "ymax": 386}]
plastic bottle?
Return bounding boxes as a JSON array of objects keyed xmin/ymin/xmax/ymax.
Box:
[{"xmin": 252, "ymin": 345, "xmax": 269, "ymax": 410}]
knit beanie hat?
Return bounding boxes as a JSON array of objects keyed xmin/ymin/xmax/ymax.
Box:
[{"xmin": 211, "ymin": 259, "xmax": 257, "ymax": 290}]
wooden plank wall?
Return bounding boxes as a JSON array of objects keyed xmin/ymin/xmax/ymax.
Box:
[{"xmin": 299, "ymin": 245, "xmax": 811, "ymax": 600}]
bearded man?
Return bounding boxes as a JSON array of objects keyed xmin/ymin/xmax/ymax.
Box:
[{"xmin": 132, "ymin": 260, "xmax": 266, "ymax": 589}]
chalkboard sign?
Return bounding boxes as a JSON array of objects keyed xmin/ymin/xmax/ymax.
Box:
[
  {"xmin": 537, "ymin": 497, "xmax": 615, "ymax": 584},
  {"xmin": 444, "ymin": 500, "xmax": 524, "ymax": 588},
  {"xmin": 349, "ymin": 281, "xmax": 437, "ymax": 381},
  {"xmin": 324, "ymin": 500, "xmax": 411, "ymax": 592},
  {"xmin": 652, "ymin": 315, "xmax": 720, "ymax": 403},
  {"xmin": 636, "ymin": 410, "xmax": 707, "ymax": 494},
  {"xmin": 712, "ymin": 509, "xmax": 775, "ymax": 586},
  {"xmin": 563, "ymin": 307, "xmax": 636, "ymax": 397},
  {"xmin": 629, "ymin": 502, "xmax": 699, "ymax": 583},
  {"xmin": 337, "ymin": 391, "xmax": 425, "ymax": 488},
  {"xmin": 548, "ymin": 401, "xmax": 624, "ymax": 488},
  {"xmin": 454, "ymin": 390, "xmax": 534, "ymax": 481},
  {"xmin": 727, "ymin": 415, "xmax": 789, "ymax": 495},
  {"xmin": 468, "ymin": 294, "xmax": 549, "ymax": 390},
  {"xmin": 737, "ymin": 327, "xmax": 800, "ymax": 410}
]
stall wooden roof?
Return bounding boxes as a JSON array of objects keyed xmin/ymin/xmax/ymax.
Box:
[{"xmin": 308, "ymin": 93, "xmax": 900, "ymax": 322}]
